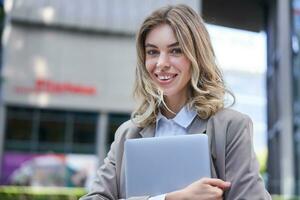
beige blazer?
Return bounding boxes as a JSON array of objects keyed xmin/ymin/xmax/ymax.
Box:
[{"xmin": 80, "ymin": 109, "xmax": 271, "ymax": 200}]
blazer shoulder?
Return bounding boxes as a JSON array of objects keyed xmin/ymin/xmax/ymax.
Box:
[
  {"xmin": 211, "ymin": 108, "xmax": 254, "ymax": 147},
  {"xmin": 208, "ymin": 108, "xmax": 253, "ymax": 138},
  {"xmin": 116, "ymin": 119, "xmax": 137, "ymax": 132},
  {"xmin": 212, "ymin": 108, "xmax": 252, "ymax": 125},
  {"xmin": 114, "ymin": 119, "xmax": 142, "ymax": 141}
]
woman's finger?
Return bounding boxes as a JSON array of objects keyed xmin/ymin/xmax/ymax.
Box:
[{"xmin": 201, "ymin": 178, "xmax": 231, "ymax": 190}]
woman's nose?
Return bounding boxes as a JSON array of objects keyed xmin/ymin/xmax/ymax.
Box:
[{"xmin": 156, "ymin": 53, "xmax": 170, "ymax": 69}]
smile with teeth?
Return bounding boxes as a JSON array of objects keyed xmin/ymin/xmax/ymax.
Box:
[{"xmin": 155, "ymin": 73, "xmax": 177, "ymax": 81}]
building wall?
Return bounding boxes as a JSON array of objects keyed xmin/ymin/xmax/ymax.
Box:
[
  {"xmin": 2, "ymin": 24, "xmax": 136, "ymax": 112},
  {"xmin": 9, "ymin": 0, "xmax": 199, "ymax": 34}
]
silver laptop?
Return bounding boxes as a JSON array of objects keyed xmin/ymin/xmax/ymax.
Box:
[{"xmin": 124, "ymin": 134, "xmax": 211, "ymax": 198}]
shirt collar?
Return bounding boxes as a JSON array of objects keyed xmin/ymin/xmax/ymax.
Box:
[{"xmin": 156, "ymin": 106, "xmax": 197, "ymax": 129}]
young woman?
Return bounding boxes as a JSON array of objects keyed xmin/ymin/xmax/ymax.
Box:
[{"xmin": 80, "ymin": 4, "xmax": 271, "ymax": 200}]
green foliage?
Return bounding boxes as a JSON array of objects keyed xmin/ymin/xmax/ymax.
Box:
[
  {"xmin": 0, "ymin": 186, "xmax": 86, "ymax": 200},
  {"xmin": 256, "ymin": 148, "xmax": 267, "ymax": 174},
  {"xmin": 272, "ymin": 195, "xmax": 300, "ymax": 200}
]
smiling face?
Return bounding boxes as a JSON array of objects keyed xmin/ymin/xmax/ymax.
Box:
[{"xmin": 145, "ymin": 24, "xmax": 192, "ymax": 109}]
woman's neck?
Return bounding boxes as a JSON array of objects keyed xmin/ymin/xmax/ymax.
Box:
[{"xmin": 161, "ymin": 96, "xmax": 187, "ymax": 119}]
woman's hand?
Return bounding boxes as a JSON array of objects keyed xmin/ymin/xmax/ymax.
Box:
[{"xmin": 165, "ymin": 178, "xmax": 231, "ymax": 200}]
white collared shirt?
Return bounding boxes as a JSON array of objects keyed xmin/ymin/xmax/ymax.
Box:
[
  {"xmin": 155, "ymin": 106, "xmax": 197, "ymax": 137},
  {"xmin": 149, "ymin": 106, "xmax": 197, "ymax": 200}
]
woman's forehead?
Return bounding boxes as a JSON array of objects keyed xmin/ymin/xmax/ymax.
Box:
[{"xmin": 144, "ymin": 24, "xmax": 178, "ymax": 47}]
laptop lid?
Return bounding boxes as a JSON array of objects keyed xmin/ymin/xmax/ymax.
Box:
[{"xmin": 124, "ymin": 134, "xmax": 211, "ymax": 198}]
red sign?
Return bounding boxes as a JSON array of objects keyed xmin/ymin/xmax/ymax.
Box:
[{"xmin": 14, "ymin": 79, "xmax": 97, "ymax": 96}]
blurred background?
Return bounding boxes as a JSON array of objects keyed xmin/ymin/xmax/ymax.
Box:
[{"xmin": 0, "ymin": 0, "xmax": 298, "ymax": 199}]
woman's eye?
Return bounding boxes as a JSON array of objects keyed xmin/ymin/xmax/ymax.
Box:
[
  {"xmin": 170, "ymin": 48, "xmax": 182, "ymax": 55},
  {"xmin": 146, "ymin": 49, "xmax": 159, "ymax": 55}
]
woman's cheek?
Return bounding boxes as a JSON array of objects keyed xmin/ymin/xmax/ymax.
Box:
[{"xmin": 145, "ymin": 60, "xmax": 155, "ymax": 73}]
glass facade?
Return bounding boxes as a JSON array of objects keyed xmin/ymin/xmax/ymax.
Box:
[
  {"xmin": 106, "ymin": 113, "xmax": 131, "ymax": 151},
  {"xmin": 1, "ymin": 106, "xmax": 132, "ymax": 187},
  {"xmin": 293, "ymin": 0, "xmax": 300, "ymax": 195},
  {"xmin": 4, "ymin": 106, "xmax": 98, "ymax": 154}
]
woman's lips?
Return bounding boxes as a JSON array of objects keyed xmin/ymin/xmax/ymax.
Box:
[{"xmin": 154, "ymin": 73, "xmax": 178, "ymax": 84}]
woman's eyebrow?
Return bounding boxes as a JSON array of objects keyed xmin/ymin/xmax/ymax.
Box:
[
  {"xmin": 145, "ymin": 43, "xmax": 157, "ymax": 48},
  {"xmin": 168, "ymin": 42, "xmax": 179, "ymax": 47},
  {"xmin": 145, "ymin": 42, "xmax": 179, "ymax": 48}
]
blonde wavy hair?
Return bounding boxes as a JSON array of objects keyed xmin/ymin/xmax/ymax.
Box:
[{"xmin": 132, "ymin": 4, "xmax": 234, "ymax": 127}]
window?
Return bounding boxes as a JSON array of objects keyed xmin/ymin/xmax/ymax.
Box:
[
  {"xmin": 38, "ymin": 110, "xmax": 66, "ymax": 152},
  {"xmin": 4, "ymin": 106, "xmax": 98, "ymax": 154},
  {"xmin": 72, "ymin": 112, "xmax": 97, "ymax": 153},
  {"xmin": 107, "ymin": 113, "xmax": 130, "ymax": 151},
  {"xmin": 4, "ymin": 107, "xmax": 34, "ymax": 151}
]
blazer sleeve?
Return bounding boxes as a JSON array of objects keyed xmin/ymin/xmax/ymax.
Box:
[
  {"xmin": 79, "ymin": 124, "xmax": 150, "ymax": 200},
  {"xmin": 224, "ymin": 114, "xmax": 271, "ymax": 200}
]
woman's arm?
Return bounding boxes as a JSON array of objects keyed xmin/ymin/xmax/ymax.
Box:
[
  {"xmin": 224, "ymin": 114, "xmax": 271, "ymax": 199},
  {"xmin": 79, "ymin": 123, "xmax": 150, "ymax": 200},
  {"xmin": 79, "ymin": 141, "xmax": 120, "ymax": 200}
]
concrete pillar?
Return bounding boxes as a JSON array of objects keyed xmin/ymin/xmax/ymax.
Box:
[
  {"xmin": 96, "ymin": 112, "xmax": 108, "ymax": 166},
  {"xmin": 277, "ymin": 0, "xmax": 295, "ymax": 196}
]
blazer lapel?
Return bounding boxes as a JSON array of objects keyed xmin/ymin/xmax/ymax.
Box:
[
  {"xmin": 187, "ymin": 116, "xmax": 207, "ymax": 134},
  {"xmin": 188, "ymin": 116, "xmax": 218, "ymax": 178},
  {"xmin": 138, "ymin": 123, "xmax": 156, "ymax": 138},
  {"xmin": 187, "ymin": 117, "xmax": 215, "ymax": 157},
  {"xmin": 187, "ymin": 116, "xmax": 216, "ymax": 159}
]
